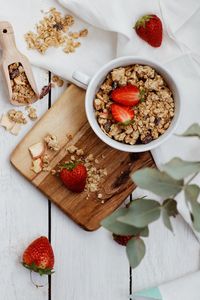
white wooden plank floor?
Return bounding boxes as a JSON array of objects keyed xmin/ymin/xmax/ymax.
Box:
[{"xmin": 0, "ymin": 68, "xmax": 199, "ymax": 300}]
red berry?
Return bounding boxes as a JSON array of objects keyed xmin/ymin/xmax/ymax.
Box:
[
  {"xmin": 111, "ymin": 104, "xmax": 134, "ymax": 124},
  {"xmin": 60, "ymin": 162, "xmax": 87, "ymax": 193},
  {"xmin": 111, "ymin": 85, "xmax": 141, "ymax": 106},
  {"xmin": 135, "ymin": 14, "xmax": 163, "ymax": 47},
  {"xmin": 22, "ymin": 236, "xmax": 54, "ymax": 275},
  {"xmin": 113, "ymin": 234, "xmax": 133, "ymax": 246}
]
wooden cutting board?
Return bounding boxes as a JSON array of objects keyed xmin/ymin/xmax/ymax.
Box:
[{"xmin": 11, "ymin": 85, "xmax": 155, "ymax": 231}]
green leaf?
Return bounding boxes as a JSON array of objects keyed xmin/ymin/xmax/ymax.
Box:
[
  {"xmin": 139, "ymin": 226, "xmax": 149, "ymax": 237},
  {"xmin": 126, "ymin": 237, "xmax": 146, "ymax": 269},
  {"xmin": 162, "ymin": 199, "xmax": 178, "ymax": 217},
  {"xmin": 132, "ymin": 168, "xmax": 183, "ymax": 197},
  {"xmin": 101, "ymin": 208, "xmax": 145, "ymax": 236},
  {"xmin": 179, "ymin": 123, "xmax": 200, "ymax": 138},
  {"xmin": 161, "ymin": 208, "xmax": 173, "ymax": 232},
  {"xmin": 118, "ymin": 199, "xmax": 161, "ymax": 228},
  {"xmin": 185, "ymin": 184, "xmax": 200, "ymax": 232},
  {"xmin": 162, "ymin": 158, "xmax": 200, "ymax": 180}
]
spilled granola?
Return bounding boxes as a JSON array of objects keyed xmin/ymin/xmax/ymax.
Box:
[
  {"xmin": 94, "ymin": 64, "xmax": 175, "ymax": 145},
  {"xmin": 24, "ymin": 7, "xmax": 88, "ymax": 54}
]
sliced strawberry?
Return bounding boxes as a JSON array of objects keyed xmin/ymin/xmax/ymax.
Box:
[
  {"xmin": 111, "ymin": 85, "xmax": 143, "ymax": 106},
  {"xmin": 111, "ymin": 104, "xmax": 134, "ymax": 125}
]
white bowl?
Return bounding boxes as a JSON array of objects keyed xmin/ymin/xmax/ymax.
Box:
[{"xmin": 72, "ymin": 56, "xmax": 181, "ymax": 153}]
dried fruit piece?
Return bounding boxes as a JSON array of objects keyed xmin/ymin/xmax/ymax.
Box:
[
  {"xmin": 29, "ymin": 142, "xmax": 45, "ymax": 159},
  {"xmin": 0, "ymin": 113, "xmax": 15, "ymax": 131},
  {"xmin": 39, "ymin": 83, "xmax": 52, "ymax": 99},
  {"xmin": 31, "ymin": 158, "xmax": 43, "ymax": 173}
]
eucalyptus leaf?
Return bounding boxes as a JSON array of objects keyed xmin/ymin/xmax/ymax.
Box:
[
  {"xmin": 118, "ymin": 199, "xmax": 161, "ymax": 228},
  {"xmin": 139, "ymin": 226, "xmax": 149, "ymax": 237},
  {"xmin": 162, "ymin": 158, "xmax": 200, "ymax": 180},
  {"xmin": 126, "ymin": 238, "xmax": 146, "ymax": 269},
  {"xmin": 132, "ymin": 168, "xmax": 183, "ymax": 197},
  {"xmin": 162, "ymin": 199, "xmax": 178, "ymax": 217},
  {"xmin": 179, "ymin": 123, "xmax": 200, "ymax": 138},
  {"xmin": 185, "ymin": 184, "xmax": 200, "ymax": 232},
  {"xmin": 161, "ymin": 208, "xmax": 173, "ymax": 232},
  {"xmin": 101, "ymin": 208, "xmax": 146, "ymax": 236}
]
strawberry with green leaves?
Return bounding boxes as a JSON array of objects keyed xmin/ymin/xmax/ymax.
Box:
[
  {"xmin": 135, "ymin": 14, "xmax": 163, "ymax": 47},
  {"xmin": 60, "ymin": 162, "xmax": 87, "ymax": 193},
  {"xmin": 22, "ymin": 236, "xmax": 54, "ymax": 275}
]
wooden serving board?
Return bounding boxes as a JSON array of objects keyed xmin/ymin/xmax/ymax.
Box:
[{"xmin": 11, "ymin": 85, "xmax": 155, "ymax": 231}]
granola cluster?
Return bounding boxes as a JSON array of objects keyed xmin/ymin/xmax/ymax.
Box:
[
  {"xmin": 9, "ymin": 63, "xmax": 36, "ymax": 104},
  {"xmin": 0, "ymin": 106, "xmax": 38, "ymax": 136},
  {"xmin": 24, "ymin": 7, "xmax": 88, "ymax": 54},
  {"xmin": 94, "ymin": 64, "xmax": 175, "ymax": 145}
]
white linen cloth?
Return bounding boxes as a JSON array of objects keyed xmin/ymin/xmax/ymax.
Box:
[
  {"xmin": 0, "ymin": 0, "xmax": 200, "ymax": 253},
  {"xmin": 133, "ymin": 271, "xmax": 200, "ymax": 300}
]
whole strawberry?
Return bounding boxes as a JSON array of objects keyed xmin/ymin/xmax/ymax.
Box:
[
  {"xmin": 22, "ymin": 236, "xmax": 54, "ymax": 275},
  {"xmin": 113, "ymin": 233, "xmax": 133, "ymax": 246},
  {"xmin": 60, "ymin": 162, "xmax": 87, "ymax": 193},
  {"xmin": 135, "ymin": 14, "xmax": 163, "ymax": 47}
]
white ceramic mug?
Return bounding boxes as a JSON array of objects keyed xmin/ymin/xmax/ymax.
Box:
[{"xmin": 72, "ymin": 56, "xmax": 181, "ymax": 152}]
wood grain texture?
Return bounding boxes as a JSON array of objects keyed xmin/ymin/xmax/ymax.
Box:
[{"xmin": 11, "ymin": 84, "xmax": 155, "ymax": 231}]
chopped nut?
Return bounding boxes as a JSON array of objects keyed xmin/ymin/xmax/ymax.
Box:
[
  {"xmin": 97, "ymin": 193, "xmax": 103, "ymax": 199},
  {"xmin": 86, "ymin": 154, "xmax": 94, "ymax": 162},
  {"xmin": 44, "ymin": 134, "xmax": 60, "ymax": 151},
  {"xmin": 76, "ymin": 149, "xmax": 84, "ymax": 156},
  {"xmin": 67, "ymin": 145, "xmax": 77, "ymax": 154},
  {"xmin": 26, "ymin": 106, "xmax": 38, "ymax": 120}
]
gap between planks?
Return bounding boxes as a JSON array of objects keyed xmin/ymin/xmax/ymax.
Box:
[
  {"xmin": 46, "ymin": 73, "xmax": 133, "ymax": 299},
  {"xmin": 48, "ymin": 71, "xmax": 52, "ymax": 300}
]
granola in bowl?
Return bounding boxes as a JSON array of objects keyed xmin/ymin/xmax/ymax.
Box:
[{"xmin": 93, "ymin": 64, "xmax": 175, "ymax": 145}]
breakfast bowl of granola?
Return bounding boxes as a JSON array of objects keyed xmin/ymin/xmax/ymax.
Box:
[{"xmin": 72, "ymin": 56, "xmax": 181, "ymax": 152}]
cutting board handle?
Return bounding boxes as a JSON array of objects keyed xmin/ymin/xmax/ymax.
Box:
[{"xmin": 72, "ymin": 71, "xmax": 91, "ymax": 90}]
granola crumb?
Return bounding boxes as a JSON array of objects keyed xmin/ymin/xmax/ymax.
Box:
[
  {"xmin": 76, "ymin": 149, "xmax": 84, "ymax": 156},
  {"xmin": 26, "ymin": 106, "xmax": 38, "ymax": 120},
  {"xmin": 66, "ymin": 145, "xmax": 77, "ymax": 154},
  {"xmin": 44, "ymin": 134, "xmax": 60, "ymax": 151}
]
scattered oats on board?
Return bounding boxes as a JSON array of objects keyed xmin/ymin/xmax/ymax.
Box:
[{"xmin": 24, "ymin": 7, "xmax": 88, "ymax": 55}]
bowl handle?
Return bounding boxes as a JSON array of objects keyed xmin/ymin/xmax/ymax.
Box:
[{"xmin": 72, "ymin": 71, "xmax": 91, "ymax": 90}]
